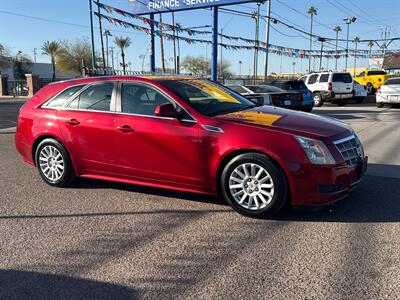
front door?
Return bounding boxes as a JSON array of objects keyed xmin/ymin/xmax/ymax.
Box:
[{"xmin": 114, "ymin": 82, "xmax": 204, "ymax": 189}]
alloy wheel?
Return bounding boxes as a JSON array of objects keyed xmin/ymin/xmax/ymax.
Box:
[
  {"xmin": 229, "ymin": 163, "xmax": 275, "ymax": 211},
  {"xmin": 38, "ymin": 145, "xmax": 65, "ymax": 182}
]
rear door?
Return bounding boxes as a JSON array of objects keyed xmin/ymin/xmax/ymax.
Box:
[
  {"xmin": 57, "ymin": 82, "xmax": 117, "ymax": 174},
  {"xmin": 332, "ymin": 73, "xmax": 353, "ymax": 94}
]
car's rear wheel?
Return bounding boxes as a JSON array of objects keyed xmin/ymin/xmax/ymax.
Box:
[
  {"xmin": 376, "ymin": 102, "xmax": 384, "ymax": 108},
  {"xmin": 313, "ymin": 93, "xmax": 323, "ymax": 107},
  {"xmin": 221, "ymin": 153, "xmax": 288, "ymax": 218},
  {"xmin": 35, "ymin": 138, "xmax": 75, "ymax": 187}
]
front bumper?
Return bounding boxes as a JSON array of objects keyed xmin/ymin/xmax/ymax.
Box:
[{"xmin": 291, "ymin": 156, "xmax": 368, "ymax": 207}]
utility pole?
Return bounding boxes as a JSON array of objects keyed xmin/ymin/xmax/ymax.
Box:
[
  {"xmin": 220, "ymin": 29, "xmax": 223, "ymax": 81},
  {"xmin": 318, "ymin": 37, "xmax": 325, "ymax": 71},
  {"xmin": 33, "ymin": 48, "xmax": 37, "ymax": 63},
  {"xmin": 110, "ymin": 47, "xmax": 115, "ymax": 70},
  {"xmin": 307, "ymin": 6, "xmax": 317, "ymax": 72},
  {"xmin": 89, "ymin": 0, "xmax": 96, "ymax": 69},
  {"xmin": 159, "ymin": 14, "xmax": 166, "ymax": 73},
  {"xmin": 172, "ymin": 12, "xmax": 177, "ymax": 73},
  {"xmin": 382, "ymin": 26, "xmax": 390, "ymax": 58},
  {"xmin": 353, "ymin": 37, "xmax": 360, "ymax": 77},
  {"xmin": 96, "ymin": 0, "xmax": 105, "ymax": 69},
  {"xmin": 333, "ymin": 26, "xmax": 342, "ymax": 70},
  {"xmin": 239, "ymin": 60, "xmax": 242, "ymax": 77},
  {"xmin": 103, "ymin": 30, "xmax": 112, "ymax": 68},
  {"xmin": 252, "ymin": 3, "xmax": 261, "ymax": 84},
  {"xmin": 263, "ymin": 0, "xmax": 272, "ymax": 81}
]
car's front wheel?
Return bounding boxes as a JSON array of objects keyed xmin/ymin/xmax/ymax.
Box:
[
  {"xmin": 35, "ymin": 138, "xmax": 75, "ymax": 187},
  {"xmin": 221, "ymin": 153, "xmax": 288, "ymax": 218}
]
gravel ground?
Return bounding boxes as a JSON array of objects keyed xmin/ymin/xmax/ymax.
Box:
[{"xmin": 0, "ymin": 103, "xmax": 399, "ymax": 299}]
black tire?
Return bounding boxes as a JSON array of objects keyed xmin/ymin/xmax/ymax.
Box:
[
  {"xmin": 355, "ymin": 97, "xmax": 365, "ymax": 104},
  {"xmin": 366, "ymin": 83, "xmax": 375, "ymax": 95},
  {"xmin": 376, "ymin": 102, "xmax": 384, "ymax": 108},
  {"xmin": 313, "ymin": 93, "xmax": 323, "ymax": 107},
  {"xmin": 336, "ymin": 99, "xmax": 347, "ymax": 106},
  {"xmin": 221, "ymin": 153, "xmax": 289, "ymax": 218},
  {"xmin": 35, "ymin": 138, "xmax": 75, "ymax": 187}
]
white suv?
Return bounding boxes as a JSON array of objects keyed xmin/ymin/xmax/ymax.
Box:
[{"xmin": 299, "ymin": 72, "xmax": 354, "ymax": 107}]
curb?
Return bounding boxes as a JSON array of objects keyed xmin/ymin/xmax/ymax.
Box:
[{"xmin": 0, "ymin": 127, "xmax": 16, "ymax": 134}]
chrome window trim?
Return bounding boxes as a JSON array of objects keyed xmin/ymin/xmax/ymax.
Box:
[
  {"xmin": 40, "ymin": 83, "xmax": 87, "ymax": 109},
  {"xmin": 61, "ymin": 81, "xmax": 117, "ymax": 112},
  {"xmin": 116, "ymin": 80, "xmax": 197, "ymax": 123},
  {"xmin": 333, "ymin": 134, "xmax": 356, "ymax": 145},
  {"xmin": 201, "ymin": 124, "xmax": 224, "ymax": 133}
]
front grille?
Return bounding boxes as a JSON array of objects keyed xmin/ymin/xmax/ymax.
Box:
[{"xmin": 334, "ymin": 135, "xmax": 363, "ymax": 166}]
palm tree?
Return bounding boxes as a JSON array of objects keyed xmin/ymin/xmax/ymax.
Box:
[
  {"xmin": 368, "ymin": 40, "xmax": 374, "ymax": 65},
  {"xmin": 353, "ymin": 36, "xmax": 361, "ymax": 77},
  {"xmin": 114, "ymin": 36, "xmax": 131, "ymax": 75},
  {"xmin": 41, "ymin": 40, "xmax": 61, "ymax": 81},
  {"xmin": 333, "ymin": 26, "xmax": 342, "ymax": 70},
  {"xmin": 307, "ymin": 6, "xmax": 317, "ymax": 72}
]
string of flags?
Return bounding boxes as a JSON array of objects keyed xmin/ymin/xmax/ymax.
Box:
[{"xmin": 96, "ymin": 2, "xmax": 393, "ymax": 59}]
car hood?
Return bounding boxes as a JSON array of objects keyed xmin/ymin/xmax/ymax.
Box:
[{"xmin": 215, "ymin": 106, "xmax": 351, "ymax": 139}]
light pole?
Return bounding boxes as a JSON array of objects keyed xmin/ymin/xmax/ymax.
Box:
[
  {"xmin": 353, "ymin": 36, "xmax": 360, "ymax": 77},
  {"xmin": 318, "ymin": 37, "xmax": 326, "ymax": 71},
  {"xmin": 368, "ymin": 40, "xmax": 374, "ymax": 67},
  {"xmin": 239, "ymin": 60, "xmax": 242, "ymax": 77},
  {"xmin": 103, "ymin": 30, "xmax": 112, "ymax": 68},
  {"xmin": 333, "ymin": 26, "xmax": 342, "ymax": 70},
  {"xmin": 292, "ymin": 61, "xmax": 296, "ymax": 76},
  {"xmin": 88, "ymin": 0, "xmax": 96, "ymax": 69},
  {"xmin": 343, "ymin": 16, "xmax": 356, "ymax": 70},
  {"xmin": 307, "ymin": 6, "xmax": 317, "ymax": 73}
]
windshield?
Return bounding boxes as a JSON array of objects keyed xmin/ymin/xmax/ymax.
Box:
[
  {"xmin": 384, "ymin": 78, "xmax": 400, "ymax": 85},
  {"xmin": 157, "ymin": 79, "xmax": 255, "ymax": 116},
  {"xmin": 246, "ymin": 85, "xmax": 284, "ymax": 93}
]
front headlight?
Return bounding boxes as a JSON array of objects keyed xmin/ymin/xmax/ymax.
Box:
[{"xmin": 296, "ymin": 136, "xmax": 336, "ymax": 165}]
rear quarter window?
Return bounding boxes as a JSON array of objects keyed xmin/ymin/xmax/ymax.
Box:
[
  {"xmin": 43, "ymin": 85, "xmax": 85, "ymax": 108},
  {"xmin": 319, "ymin": 74, "xmax": 330, "ymax": 83},
  {"xmin": 332, "ymin": 73, "xmax": 352, "ymax": 83},
  {"xmin": 368, "ymin": 70, "xmax": 386, "ymax": 76}
]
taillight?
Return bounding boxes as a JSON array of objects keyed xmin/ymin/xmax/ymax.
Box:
[{"xmin": 328, "ymin": 82, "xmax": 332, "ymax": 91}]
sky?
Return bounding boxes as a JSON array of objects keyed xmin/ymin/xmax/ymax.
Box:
[{"xmin": 1, "ymin": 0, "xmax": 400, "ymax": 75}]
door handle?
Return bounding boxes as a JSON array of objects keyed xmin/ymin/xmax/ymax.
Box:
[
  {"xmin": 65, "ymin": 119, "xmax": 80, "ymax": 126},
  {"xmin": 117, "ymin": 125, "xmax": 135, "ymax": 133}
]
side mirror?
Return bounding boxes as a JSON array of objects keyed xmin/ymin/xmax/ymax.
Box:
[{"xmin": 154, "ymin": 103, "xmax": 183, "ymax": 118}]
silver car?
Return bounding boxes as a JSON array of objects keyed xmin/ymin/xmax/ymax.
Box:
[{"xmin": 376, "ymin": 77, "xmax": 400, "ymax": 107}]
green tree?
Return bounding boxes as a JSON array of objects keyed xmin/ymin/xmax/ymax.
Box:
[
  {"xmin": 12, "ymin": 51, "xmax": 32, "ymax": 80},
  {"xmin": 0, "ymin": 43, "xmax": 11, "ymax": 70},
  {"xmin": 57, "ymin": 38, "xmax": 99, "ymax": 76},
  {"xmin": 114, "ymin": 36, "xmax": 131, "ymax": 75},
  {"xmin": 41, "ymin": 40, "xmax": 62, "ymax": 81},
  {"xmin": 180, "ymin": 55, "xmax": 233, "ymax": 79}
]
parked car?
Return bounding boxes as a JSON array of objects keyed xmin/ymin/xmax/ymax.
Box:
[
  {"xmin": 352, "ymin": 81, "xmax": 367, "ymax": 104},
  {"xmin": 227, "ymin": 84, "xmax": 305, "ymax": 111},
  {"xmin": 354, "ymin": 69, "xmax": 395, "ymax": 95},
  {"xmin": 15, "ymin": 76, "xmax": 367, "ymax": 218},
  {"xmin": 268, "ymin": 80, "xmax": 314, "ymax": 112},
  {"xmin": 299, "ymin": 72, "xmax": 354, "ymax": 107},
  {"xmin": 376, "ymin": 77, "xmax": 400, "ymax": 107}
]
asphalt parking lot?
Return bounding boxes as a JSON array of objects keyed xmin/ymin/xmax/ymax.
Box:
[{"xmin": 0, "ymin": 101, "xmax": 399, "ymax": 299}]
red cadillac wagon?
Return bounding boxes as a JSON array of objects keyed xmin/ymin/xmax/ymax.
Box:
[{"xmin": 15, "ymin": 76, "xmax": 367, "ymax": 218}]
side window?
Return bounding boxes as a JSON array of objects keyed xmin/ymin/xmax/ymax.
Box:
[
  {"xmin": 358, "ymin": 71, "xmax": 365, "ymax": 77},
  {"xmin": 298, "ymin": 76, "xmax": 306, "ymax": 82},
  {"xmin": 66, "ymin": 83, "xmax": 114, "ymax": 112},
  {"xmin": 44, "ymin": 85, "xmax": 85, "ymax": 108},
  {"xmin": 121, "ymin": 83, "xmax": 173, "ymax": 116},
  {"xmin": 308, "ymin": 74, "xmax": 318, "ymax": 84},
  {"xmin": 319, "ymin": 74, "xmax": 330, "ymax": 83}
]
